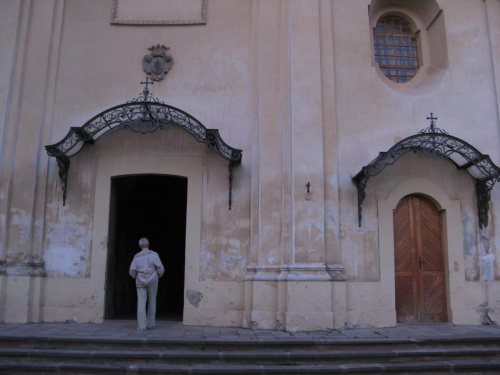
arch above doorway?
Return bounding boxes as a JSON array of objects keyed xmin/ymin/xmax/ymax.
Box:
[
  {"xmin": 92, "ymin": 155, "xmax": 204, "ymax": 324},
  {"xmin": 378, "ymin": 178, "xmax": 467, "ymax": 325},
  {"xmin": 353, "ymin": 114, "xmax": 500, "ymax": 228},
  {"xmin": 45, "ymin": 80, "xmax": 242, "ymax": 207}
]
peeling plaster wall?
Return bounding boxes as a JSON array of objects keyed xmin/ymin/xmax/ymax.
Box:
[
  {"xmin": 44, "ymin": 154, "xmax": 95, "ymax": 278},
  {"xmin": 42, "ymin": 0, "xmax": 253, "ymax": 284},
  {"xmin": 200, "ymin": 152, "xmax": 251, "ymax": 281},
  {"xmin": 334, "ymin": 3, "xmax": 499, "ymax": 262},
  {"xmin": 1, "ymin": 0, "xmax": 500, "ymax": 328},
  {"xmin": 0, "ymin": 0, "xmax": 253, "ymax": 323},
  {"xmin": 330, "ymin": 0, "xmax": 500, "ymax": 326},
  {"xmin": 492, "ymin": 190, "xmax": 500, "ymax": 282}
]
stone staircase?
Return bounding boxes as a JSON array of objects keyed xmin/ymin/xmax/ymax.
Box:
[{"xmin": 0, "ymin": 332, "xmax": 499, "ymax": 374}]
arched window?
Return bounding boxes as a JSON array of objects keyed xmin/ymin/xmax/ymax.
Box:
[{"xmin": 373, "ymin": 16, "xmax": 419, "ymax": 83}]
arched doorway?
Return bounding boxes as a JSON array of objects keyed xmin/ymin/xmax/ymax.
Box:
[
  {"xmin": 393, "ymin": 195, "xmax": 448, "ymax": 323},
  {"xmin": 105, "ymin": 174, "xmax": 187, "ymax": 320}
]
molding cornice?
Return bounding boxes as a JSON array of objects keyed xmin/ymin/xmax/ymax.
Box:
[
  {"xmin": 246, "ymin": 264, "xmax": 345, "ymax": 282},
  {"xmin": 111, "ymin": 0, "xmax": 207, "ymax": 25}
]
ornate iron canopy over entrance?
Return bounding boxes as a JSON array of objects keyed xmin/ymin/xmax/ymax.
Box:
[
  {"xmin": 46, "ymin": 79, "xmax": 242, "ymax": 207},
  {"xmin": 353, "ymin": 114, "xmax": 500, "ymax": 228}
]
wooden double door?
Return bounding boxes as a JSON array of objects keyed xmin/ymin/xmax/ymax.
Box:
[{"xmin": 394, "ymin": 195, "xmax": 448, "ymax": 323}]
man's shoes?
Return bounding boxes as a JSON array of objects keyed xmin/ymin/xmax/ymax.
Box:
[
  {"xmin": 137, "ymin": 327, "xmax": 147, "ymax": 331},
  {"xmin": 146, "ymin": 326, "xmax": 154, "ymax": 330}
]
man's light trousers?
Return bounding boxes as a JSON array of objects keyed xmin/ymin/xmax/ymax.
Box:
[{"xmin": 136, "ymin": 284, "xmax": 158, "ymax": 330}]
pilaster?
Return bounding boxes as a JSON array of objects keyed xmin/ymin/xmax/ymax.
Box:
[
  {"xmin": 485, "ymin": 0, "xmax": 500, "ymax": 136},
  {"xmin": 246, "ymin": 0, "xmax": 346, "ymax": 332},
  {"xmin": 250, "ymin": 0, "xmax": 289, "ymax": 268},
  {"xmin": 0, "ymin": 0, "xmax": 63, "ymax": 277},
  {"xmin": 290, "ymin": 0, "xmax": 326, "ymax": 265}
]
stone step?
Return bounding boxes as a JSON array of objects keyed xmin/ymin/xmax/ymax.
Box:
[
  {"xmin": 1, "ymin": 325, "xmax": 499, "ymax": 373},
  {"xmin": 1, "ymin": 334, "xmax": 499, "ymax": 352},
  {"xmin": 1, "ymin": 347, "xmax": 499, "ymax": 365},
  {"xmin": 1, "ymin": 359, "xmax": 500, "ymax": 374}
]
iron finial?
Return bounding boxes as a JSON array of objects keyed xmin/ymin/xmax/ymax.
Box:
[
  {"xmin": 141, "ymin": 77, "xmax": 154, "ymax": 96},
  {"xmin": 427, "ymin": 112, "xmax": 438, "ymax": 131}
]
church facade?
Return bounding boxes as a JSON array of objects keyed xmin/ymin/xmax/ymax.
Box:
[{"xmin": 1, "ymin": 0, "xmax": 500, "ymax": 331}]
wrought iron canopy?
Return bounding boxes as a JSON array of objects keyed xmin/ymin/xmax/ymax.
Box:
[
  {"xmin": 46, "ymin": 79, "xmax": 242, "ymax": 207},
  {"xmin": 353, "ymin": 114, "xmax": 500, "ymax": 228}
]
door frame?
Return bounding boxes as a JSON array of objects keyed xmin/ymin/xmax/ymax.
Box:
[
  {"xmin": 393, "ymin": 194, "xmax": 447, "ymax": 323},
  {"xmin": 91, "ymin": 155, "xmax": 203, "ymax": 323},
  {"xmin": 378, "ymin": 178, "xmax": 465, "ymax": 325},
  {"xmin": 105, "ymin": 174, "xmax": 188, "ymax": 320}
]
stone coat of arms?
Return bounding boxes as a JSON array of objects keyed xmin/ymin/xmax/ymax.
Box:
[{"xmin": 143, "ymin": 44, "xmax": 174, "ymax": 81}]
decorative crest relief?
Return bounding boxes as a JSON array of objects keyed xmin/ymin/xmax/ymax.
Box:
[{"xmin": 143, "ymin": 44, "xmax": 174, "ymax": 81}]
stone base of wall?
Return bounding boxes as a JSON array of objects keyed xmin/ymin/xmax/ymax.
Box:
[{"xmin": 1, "ymin": 272, "xmax": 497, "ymax": 330}]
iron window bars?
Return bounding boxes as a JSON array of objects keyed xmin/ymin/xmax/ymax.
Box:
[{"xmin": 374, "ymin": 16, "xmax": 419, "ymax": 83}]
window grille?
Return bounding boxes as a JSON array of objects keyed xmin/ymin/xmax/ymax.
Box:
[{"xmin": 373, "ymin": 16, "xmax": 419, "ymax": 83}]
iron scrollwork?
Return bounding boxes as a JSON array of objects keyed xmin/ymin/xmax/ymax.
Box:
[
  {"xmin": 353, "ymin": 114, "xmax": 500, "ymax": 228},
  {"xmin": 46, "ymin": 79, "xmax": 242, "ymax": 206}
]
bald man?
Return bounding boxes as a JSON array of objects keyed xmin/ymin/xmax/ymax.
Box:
[{"xmin": 129, "ymin": 238, "xmax": 165, "ymax": 331}]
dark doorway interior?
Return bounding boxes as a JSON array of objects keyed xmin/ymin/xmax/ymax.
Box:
[{"xmin": 105, "ymin": 174, "xmax": 187, "ymax": 321}]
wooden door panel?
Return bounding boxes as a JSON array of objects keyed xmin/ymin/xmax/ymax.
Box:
[
  {"xmin": 394, "ymin": 197, "xmax": 413, "ymax": 273},
  {"xmin": 418, "ymin": 196, "xmax": 447, "ymax": 322},
  {"xmin": 423, "ymin": 275, "xmax": 447, "ymax": 322},
  {"xmin": 394, "ymin": 196, "xmax": 417, "ymax": 323},
  {"xmin": 420, "ymin": 199, "xmax": 443, "ymax": 272},
  {"xmin": 395, "ymin": 275, "xmax": 415, "ymax": 323},
  {"xmin": 394, "ymin": 195, "xmax": 447, "ymax": 323}
]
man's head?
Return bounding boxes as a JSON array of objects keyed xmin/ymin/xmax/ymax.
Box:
[{"xmin": 139, "ymin": 237, "xmax": 149, "ymax": 249}]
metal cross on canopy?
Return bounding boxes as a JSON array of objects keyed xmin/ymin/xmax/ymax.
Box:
[
  {"xmin": 427, "ymin": 112, "xmax": 437, "ymax": 131},
  {"xmin": 141, "ymin": 77, "xmax": 153, "ymax": 93}
]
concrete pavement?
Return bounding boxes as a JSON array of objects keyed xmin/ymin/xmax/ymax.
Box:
[{"xmin": 0, "ymin": 320, "xmax": 499, "ymax": 345}]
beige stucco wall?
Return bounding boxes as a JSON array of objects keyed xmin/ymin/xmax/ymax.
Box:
[{"xmin": 1, "ymin": 0, "xmax": 499, "ymax": 330}]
